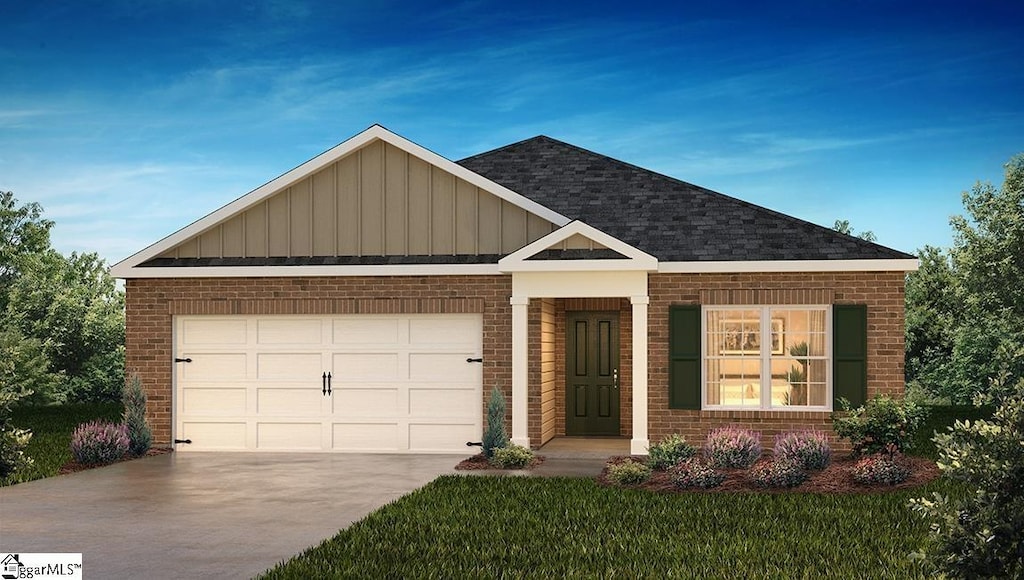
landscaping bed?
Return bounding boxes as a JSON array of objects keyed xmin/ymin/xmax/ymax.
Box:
[
  {"xmin": 454, "ymin": 453, "xmax": 545, "ymax": 471},
  {"xmin": 57, "ymin": 446, "xmax": 173, "ymax": 475},
  {"xmin": 600, "ymin": 454, "xmax": 939, "ymax": 494}
]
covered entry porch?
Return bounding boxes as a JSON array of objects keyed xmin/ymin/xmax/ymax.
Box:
[{"xmin": 501, "ymin": 222, "xmax": 657, "ymax": 455}]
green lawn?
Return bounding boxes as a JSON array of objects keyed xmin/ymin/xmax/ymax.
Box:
[
  {"xmin": 2, "ymin": 402, "xmax": 122, "ymax": 486},
  {"xmin": 261, "ymin": 404, "xmax": 987, "ymax": 579},
  {"xmin": 261, "ymin": 475, "xmax": 962, "ymax": 579}
]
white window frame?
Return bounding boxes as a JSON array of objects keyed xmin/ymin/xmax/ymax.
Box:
[{"xmin": 701, "ymin": 305, "xmax": 832, "ymax": 411}]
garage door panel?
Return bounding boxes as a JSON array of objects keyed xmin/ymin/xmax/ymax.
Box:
[
  {"xmin": 409, "ymin": 389, "xmax": 478, "ymax": 418},
  {"xmin": 333, "ymin": 319, "xmax": 400, "ymax": 344},
  {"xmin": 409, "ymin": 423, "xmax": 477, "ymax": 452},
  {"xmin": 182, "ymin": 388, "xmax": 247, "ymax": 415},
  {"xmin": 176, "ymin": 314, "xmax": 481, "ymax": 453},
  {"xmin": 333, "ymin": 353, "xmax": 399, "ymax": 380},
  {"xmin": 409, "ymin": 353, "xmax": 477, "ymax": 381},
  {"xmin": 409, "ymin": 317, "xmax": 480, "ymax": 345},
  {"xmin": 333, "ymin": 388, "xmax": 399, "ymax": 416},
  {"xmin": 257, "ymin": 423, "xmax": 321, "ymax": 449},
  {"xmin": 257, "ymin": 353, "xmax": 322, "ymax": 380},
  {"xmin": 257, "ymin": 319, "xmax": 322, "ymax": 344},
  {"xmin": 332, "ymin": 422, "xmax": 400, "ymax": 451},
  {"xmin": 181, "ymin": 422, "xmax": 247, "ymax": 450},
  {"xmin": 183, "ymin": 354, "xmax": 247, "ymax": 381},
  {"xmin": 181, "ymin": 319, "xmax": 247, "ymax": 345},
  {"xmin": 258, "ymin": 389, "xmax": 323, "ymax": 416}
]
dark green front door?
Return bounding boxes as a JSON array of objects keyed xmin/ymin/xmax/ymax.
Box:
[{"xmin": 566, "ymin": 311, "xmax": 620, "ymax": 436}]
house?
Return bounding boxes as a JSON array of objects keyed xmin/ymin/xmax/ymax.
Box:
[{"xmin": 111, "ymin": 125, "xmax": 917, "ymax": 455}]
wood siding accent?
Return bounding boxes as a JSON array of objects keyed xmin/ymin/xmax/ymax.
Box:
[{"xmin": 159, "ymin": 140, "xmax": 557, "ymax": 260}]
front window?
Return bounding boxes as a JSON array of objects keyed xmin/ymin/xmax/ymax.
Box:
[{"xmin": 704, "ymin": 306, "xmax": 829, "ymax": 409}]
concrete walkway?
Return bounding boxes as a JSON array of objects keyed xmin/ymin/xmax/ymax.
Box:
[{"xmin": 0, "ymin": 453, "xmax": 460, "ymax": 579}]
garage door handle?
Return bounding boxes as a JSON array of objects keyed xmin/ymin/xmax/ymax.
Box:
[
  {"xmin": 322, "ymin": 372, "xmax": 327, "ymax": 396},
  {"xmin": 327, "ymin": 372, "xmax": 332, "ymax": 395},
  {"xmin": 175, "ymin": 357, "xmax": 192, "ymax": 363},
  {"xmin": 466, "ymin": 358, "xmax": 483, "ymax": 363}
]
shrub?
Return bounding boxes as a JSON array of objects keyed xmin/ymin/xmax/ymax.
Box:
[
  {"xmin": 0, "ymin": 385, "xmax": 33, "ymax": 480},
  {"xmin": 832, "ymin": 395, "xmax": 927, "ymax": 456},
  {"xmin": 481, "ymin": 387, "xmax": 507, "ymax": 459},
  {"xmin": 850, "ymin": 454, "xmax": 911, "ymax": 485},
  {"xmin": 704, "ymin": 426, "xmax": 762, "ymax": 468},
  {"xmin": 911, "ymin": 375, "xmax": 1024, "ymax": 578},
  {"xmin": 749, "ymin": 460, "xmax": 808, "ymax": 488},
  {"xmin": 490, "ymin": 444, "xmax": 534, "ymax": 469},
  {"xmin": 774, "ymin": 430, "xmax": 832, "ymax": 470},
  {"xmin": 606, "ymin": 459, "xmax": 651, "ymax": 485},
  {"xmin": 646, "ymin": 433, "xmax": 697, "ymax": 470},
  {"xmin": 669, "ymin": 458, "xmax": 725, "ymax": 489},
  {"xmin": 122, "ymin": 374, "xmax": 151, "ymax": 456},
  {"xmin": 70, "ymin": 420, "xmax": 129, "ymax": 465}
]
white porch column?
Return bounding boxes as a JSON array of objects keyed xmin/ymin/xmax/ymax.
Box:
[
  {"xmin": 631, "ymin": 295, "xmax": 650, "ymax": 455},
  {"xmin": 510, "ymin": 295, "xmax": 531, "ymax": 448}
]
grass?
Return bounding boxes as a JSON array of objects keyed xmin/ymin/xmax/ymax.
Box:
[
  {"xmin": 261, "ymin": 404, "xmax": 988, "ymax": 579},
  {"xmin": 2, "ymin": 402, "xmax": 122, "ymax": 486},
  {"xmin": 261, "ymin": 476, "xmax": 963, "ymax": 579}
]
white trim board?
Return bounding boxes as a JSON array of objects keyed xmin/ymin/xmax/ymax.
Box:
[
  {"xmin": 498, "ymin": 221, "xmax": 658, "ymax": 272},
  {"xmin": 110, "ymin": 125, "xmax": 571, "ymax": 278},
  {"xmin": 118, "ymin": 264, "xmax": 503, "ymax": 278},
  {"xmin": 658, "ymin": 259, "xmax": 919, "ymax": 273}
]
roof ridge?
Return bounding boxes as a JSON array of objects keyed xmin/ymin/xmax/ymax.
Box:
[
  {"xmin": 466, "ymin": 135, "xmax": 909, "ymax": 258},
  {"xmin": 457, "ymin": 135, "xmax": 555, "ymax": 164}
]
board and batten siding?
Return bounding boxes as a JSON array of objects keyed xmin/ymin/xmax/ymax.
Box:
[{"xmin": 160, "ymin": 140, "xmax": 558, "ymax": 260}]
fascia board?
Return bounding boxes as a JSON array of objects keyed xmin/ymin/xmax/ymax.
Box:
[
  {"xmin": 498, "ymin": 221, "xmax": 658, "ymax": 272},
  {"xmin": 657, "ymin": 259, "xmax": 920, "ymax": 273},
  {"xmin": 112, "ymin": 263, "xmax": 503, "ymax": 279}
]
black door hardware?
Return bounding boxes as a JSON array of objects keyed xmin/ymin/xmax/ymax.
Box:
[
  {"xmin": 174, "ymin": 438, "xmax": 192, "ymax": 444},
  {"xmin": 322, "ymin": 372, "xmax": 327, "ymax": 395},
  {"xmin": 466, "ymin": 357, "xmax": 483, "ymax": 363},
  {"xmin": 327, "ymin": 372, "xmax": 332, "ymax": 395},
  {"xmin": 174, "ymin": 357, "xmax": 192, "ymax": 363},
  {"xmin": 466, "ymin": 441, "xmax": 482, "ymax": 447}
]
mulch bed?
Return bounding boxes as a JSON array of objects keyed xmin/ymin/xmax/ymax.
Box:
[
  {"xmin": 598, "ymin": 455, "xmax": 941, "ymax": 494},
  {"xmin": 454, "ymin": 453, "xmax": 546, "ymax": 471},
  {"xmin": 58, "ymin": 447, "xmax": 174, "ymax": 475}
]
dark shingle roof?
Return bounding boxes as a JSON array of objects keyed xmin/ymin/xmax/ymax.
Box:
[{"xmin": 458, "ymin": 136, "xmax": 914, "ymax": 262}]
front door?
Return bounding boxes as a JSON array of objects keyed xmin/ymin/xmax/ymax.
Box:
[{"xmin": 565, "ymin": 311, "xmax": 620, "ymax": 436}]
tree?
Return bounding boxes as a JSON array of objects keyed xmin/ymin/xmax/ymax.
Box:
[
  {"xmin": 833, "ymin": 219, "xmax": 878, "ymax": 242},
  {"xmin": 481, "ymin": 387, "xmax": 508, "ymax": 459},
  {"xmin": 4, "ymin": 249, "xmax": 125, "ymax": 403},
  {"xmin": 0, "ymin": 191, "xmax": 54, "ymax": 312},
  {"xmin": 905, "ymin": 153, "xmax": 1024, "ymax": 402},
  {"xmin": 905, "ymin": 246, "xmax": 957, "ymax": 399}
]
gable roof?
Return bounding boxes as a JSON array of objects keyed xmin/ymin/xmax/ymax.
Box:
[
  {"xmin": 110, "ymin": 125, "xmax": 569, "ymax": 277},
  {"xmin": 458, "ymin": 136, "xmax": 915, "ymax": 262}
]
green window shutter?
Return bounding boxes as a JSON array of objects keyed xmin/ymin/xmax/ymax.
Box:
[
  {"xmin": 833, "ymin": 304, "xmax": 867, "ymax": 408},
  {"xmin": 669, "ymin": 305, "xmax": 701, "ymax": 410}
]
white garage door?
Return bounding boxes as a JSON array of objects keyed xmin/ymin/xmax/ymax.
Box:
[{"xmin": 174, "ymin": 314, "xmax": 482, "ymax": 453}]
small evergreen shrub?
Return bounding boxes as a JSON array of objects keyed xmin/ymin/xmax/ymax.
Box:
[
  {"xmin": 850, "ymin": 454, "xmax": 911, "ymax": 485},
  {"xmin": 704, "ymin": 426, "xmax": 762, "ymax": 468},
  {"xmin": 481, "ymin": 387, "xmax": 508, "ymax": 459},
  {"xmin": 606, "ymin": 459, "xmax": 651, "ymax": 485},
  {"xmin": 646, "ymin": 433, "xmax": 697, "ymax": 470},
  {"xmin": 911, "ymin": 375, "xmax": 1024, "ymax": 578},
  {"xmin": 70, "ymin": 420, "xmax": 129, "ymax": 465},
  {"xmin": 832, "ymin": 395, "xmax": 927, "ymax": 456},
  {"xmin": 774, "ymin": 430, "xmax": 832, "ymax": 470},
  {"xmin": 490, "ymin": 444, "xmax": 534, "ymax": 469},
  {"xmin": 669, "ymin": 458, "xmax": 725, "ymax": 489},
  {"xmin": 122, "ymin": 374, "xmax": 152, "ymax": 457},
  {"xmin": 749, "ymin": 460, "xmax": 808, "ymax": 488}
]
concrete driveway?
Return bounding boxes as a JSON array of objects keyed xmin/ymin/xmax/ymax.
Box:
[{"xmin": 0, "ymin": 452, "xmax": 460, "ymax": 579}]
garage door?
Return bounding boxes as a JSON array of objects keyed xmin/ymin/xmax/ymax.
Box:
[{"xmin": 174, "ymin": 314, "xmax": 482, "ymax": 453}]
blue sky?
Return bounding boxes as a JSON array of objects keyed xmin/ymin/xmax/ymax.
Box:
[{"xmin": 3, "ymin": 0, "xmax": 1022, "ymax": 263}]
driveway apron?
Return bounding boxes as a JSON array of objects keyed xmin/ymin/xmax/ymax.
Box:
[{"xmin": 0, "ymin": 452, "xmax": 460, "ymax": 579}]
